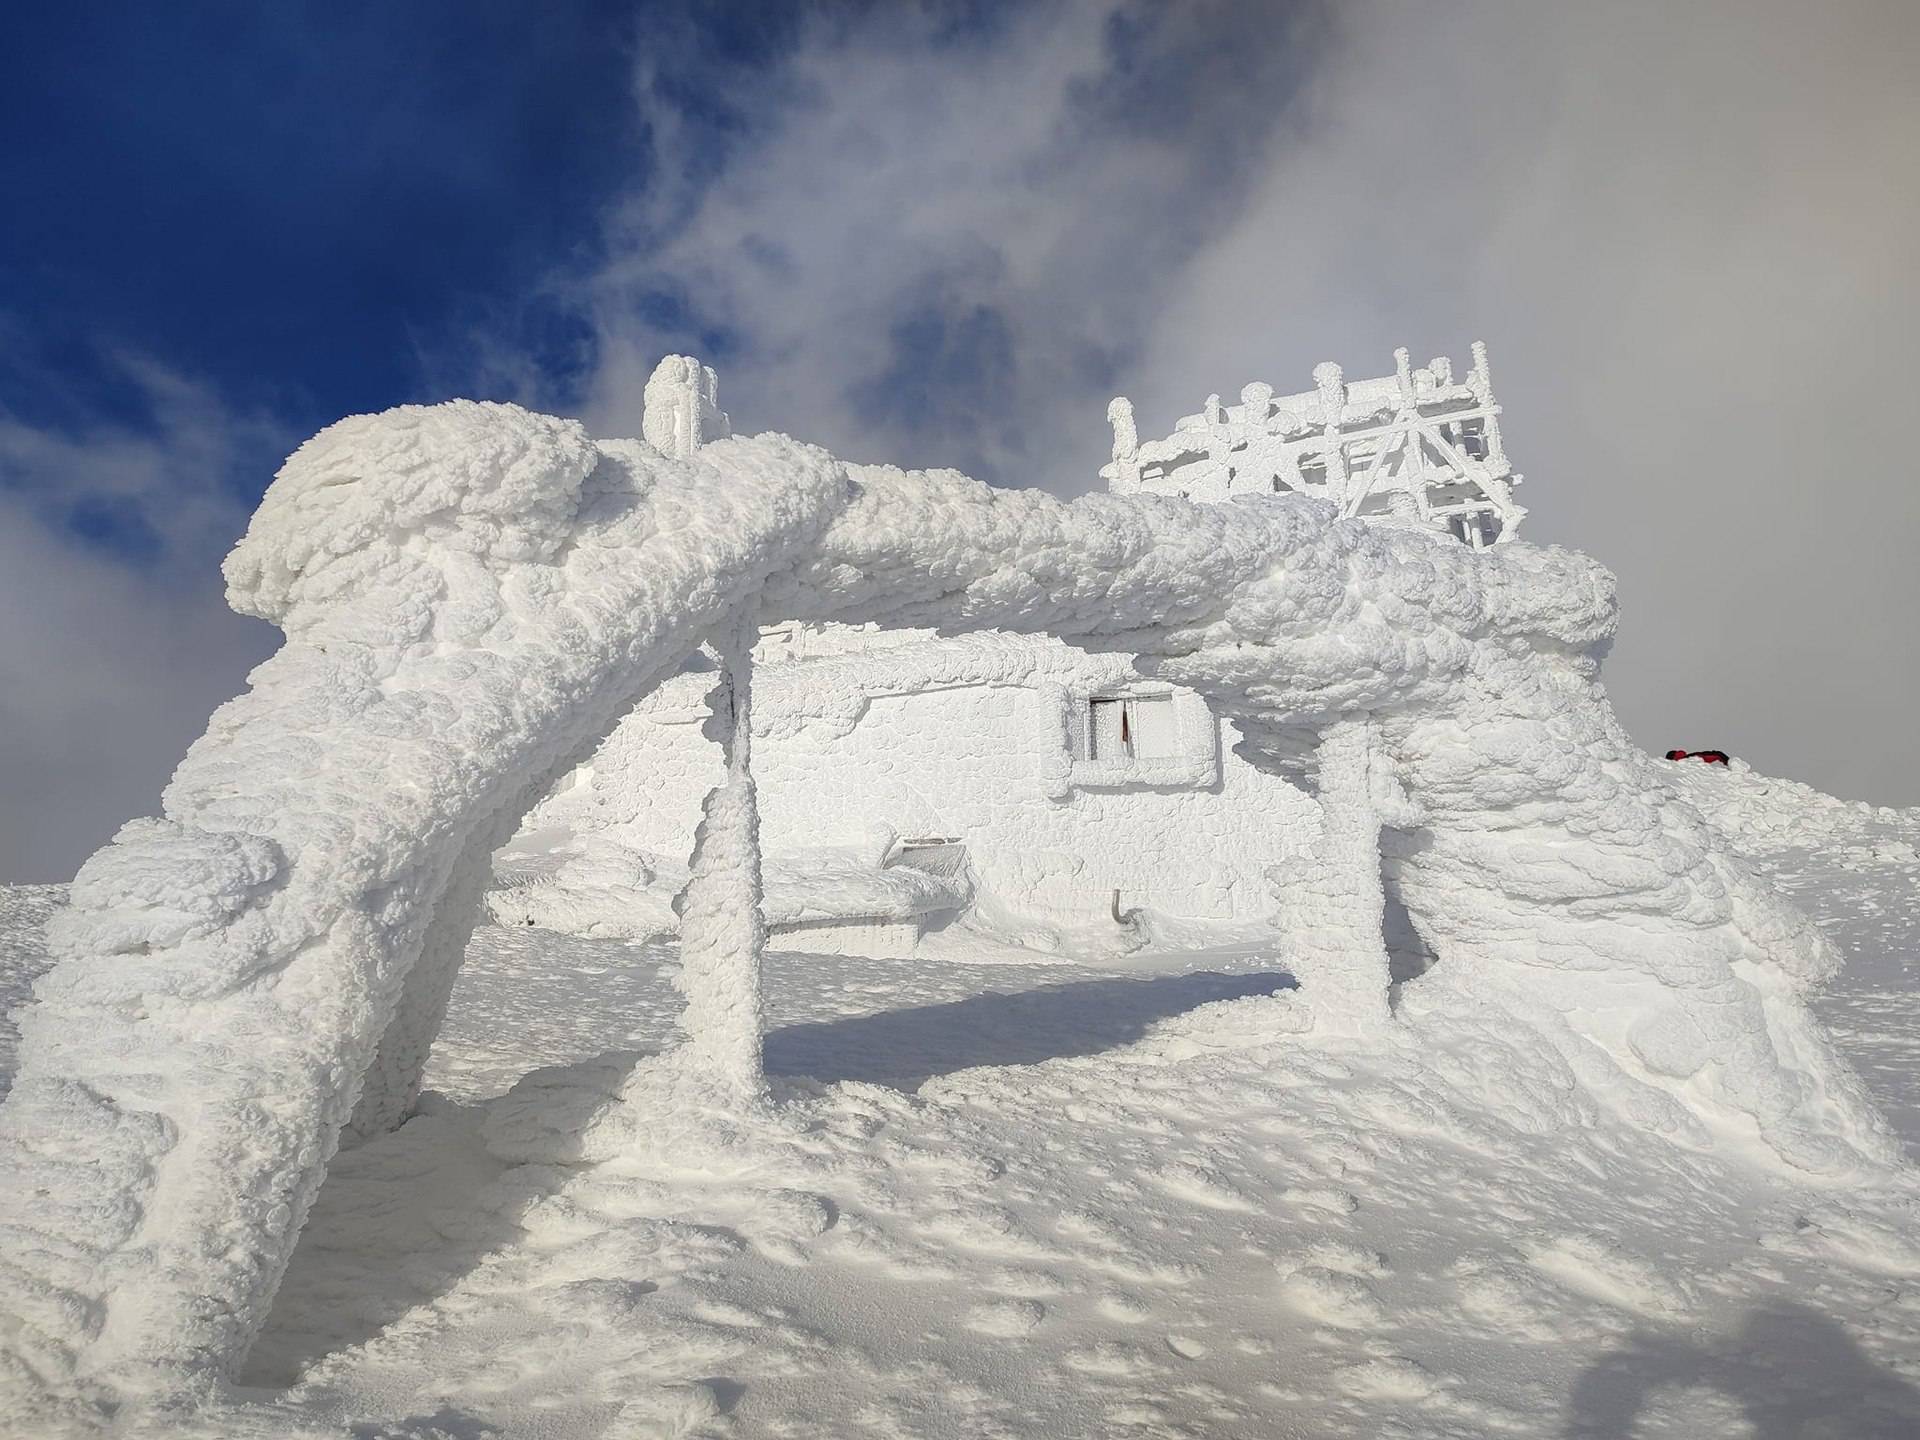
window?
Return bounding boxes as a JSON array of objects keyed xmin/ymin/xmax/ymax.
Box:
[
  {"xmin": 1080, "ymin": 694, "xmax": 1177, "ymax": 762},
  {"xmin": 1062, "ymin": 687, "xmax": 1219, "ymax": 792}
]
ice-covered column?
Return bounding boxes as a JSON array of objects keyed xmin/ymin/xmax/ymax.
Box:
[
  {"xmin": 1393, "ymin": 346, "xmax": 1414, "ymax": 405},
  {"xmin": 1240, "ymin": 381, "xmax": 1274, "ymax": 425},
  {"xmin": 1270, "ymin": 716, "xmax": 1419, "ymax": 1035},
  {"xmin": 1385, "ymin": 443, "xmax": 1424, "ymax": 524},
  {"xmin": 1313, "ymin": 360, "xmax": 1345, "ymax": 420},
  {"xmin": 643, "ymin": 355, "xmax": 731, "ymax": 459},
  {"xmin": 1468, "ymin": 340, "xmax": 1508, "ymax": 472},
  {"xmin": 670, "ymin": 618, "xmax": 768, "ymax": 1094},
  {"xmin": 1107, "ymin": 396, "xmax": 1141, "ymax": 493},
  {"xmin": 1321, "ymin": 426, "xmax": 1349, "ymax": 507}
]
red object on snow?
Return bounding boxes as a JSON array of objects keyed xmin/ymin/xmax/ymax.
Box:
[{"xmin": 1664, "ymin": 749, "xmax": 1730, "ymax": 765}]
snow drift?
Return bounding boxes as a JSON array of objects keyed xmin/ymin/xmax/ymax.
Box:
[{"xmin": 0, "ymin": 398, "xmax": 1897, "ymax": 1422}]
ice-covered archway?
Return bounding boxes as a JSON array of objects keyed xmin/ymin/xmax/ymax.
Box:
[{"xmin": 0, "ymin": 400, "xmax": 1896, "ymax": 1420}]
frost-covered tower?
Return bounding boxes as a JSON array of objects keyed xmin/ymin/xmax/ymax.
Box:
[{"xmin": 1107, "ymin": 343, "xmax": 1524, "ymax": 547}]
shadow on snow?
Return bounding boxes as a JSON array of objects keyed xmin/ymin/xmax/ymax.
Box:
[{"xmin": 763, "ymin": 968, "xmax": 1296, "ymax": 1092}]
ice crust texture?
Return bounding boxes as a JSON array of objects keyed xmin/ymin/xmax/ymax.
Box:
[{"xmin": 0, "ymin": 399, "xmax": 1899, "ymax": 1420}]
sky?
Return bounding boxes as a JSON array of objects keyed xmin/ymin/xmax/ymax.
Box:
[{"xmin": 3, "ymin": 0, "xmax": 1918, "ymax": 882}]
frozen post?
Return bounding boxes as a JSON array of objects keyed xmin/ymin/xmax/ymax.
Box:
[
  {"xmin": 671, "ymin": 616, "xmax": 769, "ymax": 1095},
  {"xmin": 1469, "ymin": 341, "xmax": 1508, "ymax": 472},
  {"xmin": 1270, "ymin": 716, "xmax": 1420, "ymax": 1035},
  {"xmin": 1313, "ymin": 360, "xmax": 1345, "ymax": 420},
  {"xmin": 643, "ymin": 354, "xmax": 732, "ymax": 459},
  {"xmin": 1393, "ymin": 346, "xmax": 1414, "ymax": 405},
  {"xmin": 1240, "ymin": 380, "xmax": 1274, "ymax": 426},
  {"xmin": 1322, "ymin": 425, "xmax": 1348, "ymax": 507},
  {"xmin": 1107, "ymin": 396, "xmax": 1140, "ymax": 492}
]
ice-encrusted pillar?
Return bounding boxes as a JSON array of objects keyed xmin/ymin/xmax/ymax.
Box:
[
  {"xmin": 1468, "ymin": 339, "xmax": 1508, "ymax": 473},
  {"xmin": 670, "ymin": 617, "xmax": 768, "ymax": 1094},
  {"xmin": 642, "ymin": 354, "xmax": 731, "ymax": 459},
  {"xmin": 1270, "ymin": 716, "xmax": 1421, "ymax": 1034},
  {"xmin": 1107, "ymin": 396, "xmax": 1141, "ymax": 492}
]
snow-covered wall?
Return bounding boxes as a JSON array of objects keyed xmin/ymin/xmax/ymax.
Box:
[
  {"xmin": 0, "ymin": 402, "xmax": 1897, "ymax": 1420},
  {"xmin": 528, "ymin": 631, "xmax": 1318, "ymax": 931}
]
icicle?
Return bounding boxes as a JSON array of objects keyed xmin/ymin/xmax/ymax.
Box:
[{"xmin": 672, "ymin": 615, "xmax": 769, "ymax": 1095}]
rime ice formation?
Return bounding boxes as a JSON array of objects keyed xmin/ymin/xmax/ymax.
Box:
[
  {"xmin": 0, "ymin": 356, "xmax": 1901, "ymax": 1421},
  {"xmin": 1107, "ymin": 342, "xmax": 1522, "ymax": 547}
]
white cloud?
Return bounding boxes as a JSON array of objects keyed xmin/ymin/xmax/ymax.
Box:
[{"xmin": 0, "ymin": 359, "xmax": 278, "ymax": 881}]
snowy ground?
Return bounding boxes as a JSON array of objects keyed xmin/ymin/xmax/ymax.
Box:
[{"xmin": 4, "ymin": 784, "xmax": 1919, "ymax": 1439}]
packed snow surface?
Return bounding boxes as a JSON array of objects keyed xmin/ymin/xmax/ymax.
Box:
[
  {"xmin": 0, "ymin": 399, "xmax": 1913, "ymax": 1434},
  {"xmin": 2, "ymin": 782, "xmax": 1919, "ymax": 1436}
]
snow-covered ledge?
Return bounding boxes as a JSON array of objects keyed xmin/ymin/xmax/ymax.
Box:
[{"xmin": 0, "ymin": 397, "xmax": 1898, "ymax": 1423}]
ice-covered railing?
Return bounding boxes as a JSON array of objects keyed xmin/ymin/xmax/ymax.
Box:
[
  {"xmin": 1106, "ymin": 342, "xmax": 1524, "ymax": 547},
  {"xmin": 0, "ymin": 380, "xmax": 1897, "ymax": 1420}
]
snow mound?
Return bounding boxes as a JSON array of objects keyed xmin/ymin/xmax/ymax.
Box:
[{"xmin": 1663, "ymin": 754, "xmax": 1920, "ymax": 859}]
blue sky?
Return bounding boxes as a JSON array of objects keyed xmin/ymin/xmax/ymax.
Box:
[
  {"xmin": 3, "ymin": 0, "xmax": 1918, "ymax": 879},
  {"xmin": 2, "ymin": 3, "xmax": 729, "ymax": 501}
]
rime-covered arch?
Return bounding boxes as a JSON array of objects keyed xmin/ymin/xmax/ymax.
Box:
[{"xmin": 0, "ymin": 401, "xmax": 1896, "ymax": 1422}]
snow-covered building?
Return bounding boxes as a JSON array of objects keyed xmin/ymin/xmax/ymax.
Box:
[{"xmin": 496, "ymin": 348, "xmax": 1521, "ymax": 952}]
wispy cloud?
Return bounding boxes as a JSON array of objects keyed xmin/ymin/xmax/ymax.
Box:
[
  {"xmin": 0, "ymin": 351, "xmax": 278, "ymax": 880},
  {"xmin": 576, "ymin": 0, "xmax": 1327, "ymax": 486}
]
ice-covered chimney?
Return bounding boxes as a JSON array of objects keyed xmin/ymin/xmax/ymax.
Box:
[{"xmin": 643, "ymin": 355, "xmax": 732, "ymax": 458}]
